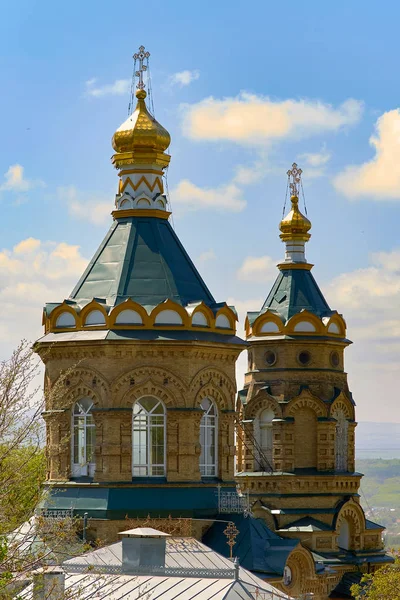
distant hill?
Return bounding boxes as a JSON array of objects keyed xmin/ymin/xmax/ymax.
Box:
[{"xmin": 356, "ymin": 421, "xmax": 400, "ymax": 459}]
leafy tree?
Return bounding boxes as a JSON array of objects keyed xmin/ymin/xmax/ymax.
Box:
[
  {"xmin": 351, "ymin": 555, "xmax": 400, "ymax": 599},
  {"xmin": 0, "ymin": 342, "xmax": 87, "ymax": 597}
]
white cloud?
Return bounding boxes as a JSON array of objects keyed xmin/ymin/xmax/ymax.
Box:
[
  {"xmin": 85, "ymin": 78, "xmax": 130, "ymax": 98},
  {"xmin": 233, "ymin": 153, "xmax": 270, "ymax": 185},
  {"xmin": 197, "ymin": 249, "xmax": 216, "ymax": 264},
  {"xmin": 299, "ymin": 145, "xmax": 331, "ymax": 168},
  {"xmin": 182, "ymin": 93, "xmax": 363, "ymax": 144},
  {"xmin": 322, "ymin": 249, "xmax": 400, "ymax": 421},
  {"xmin": 0, "ymin": 164, "xmax": 45, "ymax": 193},
  {"xmin": 297, "ymin": 146, "xmax": 331, "ymax": 179},
  {"xmin": 169, "ymin": 70, "xmax": 200, "ymax": 87},
  {"xmin": 58, "ymin": 186, "xmax": 112, "ymax": 226},
  {"xmin": 171, "ymin": 179, "xmax": 246, "ymax": 213},
  {"xmin": 237, "ymin": 255, "xmax": 277, "ymax": 282},
  {"xmin": 334, "ymin": 109, "xmax": 400, "ymax": 199},
  {"xmin": 0, "ymin": 238, "xmax": 88, "ymax": 351}
]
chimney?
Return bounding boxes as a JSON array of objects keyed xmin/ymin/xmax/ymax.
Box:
[
  {"xmin": 119, "ymin": 528, "xmax": 170, "ymax": 574},
  {"xmin": 32, "ymin": 567, "xmax": 65, "ymax": 600}
]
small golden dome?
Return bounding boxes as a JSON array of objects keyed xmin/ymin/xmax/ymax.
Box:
[
  {"xmin": 279, "ymin": 195, "xmax": 311, "ymax": 242},
  {"xmin": 112, "ymin": 89, "xmax": 171, "ymax": 155}
]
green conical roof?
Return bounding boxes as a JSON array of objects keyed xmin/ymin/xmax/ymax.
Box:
[
  {"xmin": 70, "ymin": 215, "xmax": 215, "ymax": 308},
  {"xmin": 260, "ymin": 268, "xmax": 332, "ymax": 321}
]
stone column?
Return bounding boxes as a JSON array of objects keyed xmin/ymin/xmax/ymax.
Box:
[
  {"xmin": 348, "ymin": 422, "xmax": 356, "ymax": 472},
  {"xmin": 93, "ymin": 410, "xmax": 131, "ymax": 482},
  {"xmin": 241, "ymin": 420, "xmax": 255, "ymax": 472},
  {"xmin": 167, "ymin": 409, "xmax": 203, "ymax": 482},
  {"xmin": 317, "ymin": 421, "xmax": 336, "ymax": 471},
  {"xmin": 219, "ymin": 411, "xmax": 235, "ymax": 481},
  {"xmin": 43, "ymin": 410, "xmax": 71, "ymax": 480},
  {"xmin": 277, "ymin": 419, "xmax": 295, "ymax": 472}
]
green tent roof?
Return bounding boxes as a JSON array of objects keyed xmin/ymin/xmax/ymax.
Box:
[
  {"xmin": 260, "ymin": 267, "xmax": 333, "ymax": 321},
  {"xmin": 70, "ymin": 215, "xmax": 215, "ymax": 308}
]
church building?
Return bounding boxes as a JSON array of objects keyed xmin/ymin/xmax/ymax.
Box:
[
  {"xmin": 36, "ymin": 46, "xmax": 245, "ymax": 541},
  {"xmin": 35, "ymin": 48, "xmax": 391, "ymax": 600},
  {"xmin": 235, "ymin": 164, "xmax": 391, "ymax": 597}
]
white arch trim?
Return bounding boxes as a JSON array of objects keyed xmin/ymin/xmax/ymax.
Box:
[
  {"xmin": 85, "ymin": 310, "xmax": 106, "ymax": 326},
  {"xmin": 56, "ymin": 312, "xmax": 75, "ymax": 328},
  {"xmin": 294, "ymin": 321, "xmax": 316, "ymax": 333},
  {"xmin": 154, "ymin": 310, "xmax": 183, "ymax": 325},
  {"xmin": 260, "ymin": 321, "xmax": 280, "ymax": 333},
  {"xmin": 115, "ymin": 309, "xmax": 143, "ymax": 325},
  {"xmin": 216, "ymin": 314, "xmax": 231, "ymax": 329}
]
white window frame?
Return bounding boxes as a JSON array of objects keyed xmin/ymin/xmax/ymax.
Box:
[
  {"xmin": 199, "ymin": 398, "xmax": 218, "ymax": 477},
  {"xmin": 132, "ymin": 397, "xmax": 166, "ymax": 477},
  {"xmin": 255, "ymin": 407, "xmax": 274, "ymax": 470},
  {"xmin": 71, "ymin": 398, "xmax": 96, "ymax": 477}
]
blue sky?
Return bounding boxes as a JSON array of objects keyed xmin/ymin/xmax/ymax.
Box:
[{"xmin": 1, "ymin": 0, "xmax": 400, "ymax": 421}]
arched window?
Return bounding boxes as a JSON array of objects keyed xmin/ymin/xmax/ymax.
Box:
[
  {"xmin": 256, "ymin": 408, "xmax": 274, "ymax": 470},
  {"xmin": 72, "ymin": 398, "xmax": 96, "ymax": 477},
  {"xmin": 338, "ymin": 518, "xmax": 351, "ymax": 550},
  {"xmin": 199, "ymin": 398, "xmax": 218, "ymax": 477},
  {"xmin": 132, "ymin": 397, "xmax": 166, "ymax": 477},
  {"xmin": 334, "ymin": 409, "xmax": 349, "ymax": 472}
]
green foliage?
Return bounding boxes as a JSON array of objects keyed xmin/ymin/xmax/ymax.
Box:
[
  {"xmin": 356, "ymin": 458, "xmax": 400, "ymax": 544},
  {"xmin": 0, "ymin": 444, "xmax": 46, "ymax": 533},
  {"xmin": 351, "ymin": 556, "xmax": 400, "ymax": 599}
]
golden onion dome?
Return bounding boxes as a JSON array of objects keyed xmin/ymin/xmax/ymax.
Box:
[
  {"xmin": 279, "ymin": 195, "xmax": 311, "ymax": 241},
  {"xmin": 112, "ymin": 89, "xmax": 171, "ymax": 154}
]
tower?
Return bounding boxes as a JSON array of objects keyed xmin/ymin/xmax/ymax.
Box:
[
  {"xmin": 36, "ymin": 47, "xmax": 245, "ymax": 541},
  {"xmin": 236, "ymin": 164, "xmax": 390, "ymax": 599}
]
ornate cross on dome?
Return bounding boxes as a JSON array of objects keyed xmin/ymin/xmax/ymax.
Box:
[
  {"xmin": 133, "ymin": 45, "xmax": 150, "ymax": 90},
  {"xmin": 287, "ymin": 162, "xmax": 303, "ymax": 197}
]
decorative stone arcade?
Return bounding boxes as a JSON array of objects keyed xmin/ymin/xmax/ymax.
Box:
[
  {"xmin": 235, "ymin": 164, "xmax": 390, "ymax": 599},
  {"xmin": 36, "ymin": 46, "xmax": 245, "ymax": 542}
]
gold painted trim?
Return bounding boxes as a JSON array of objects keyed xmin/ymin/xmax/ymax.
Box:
[
  {"xmin": 278, "ymin": 262, "xmax": 314, "ymax": 271},
  {"xmin": 112, "ymin": 151, "xmax": 170, "ymax": 169},
  {"xmin": 112, "ymin": 208, "xmax": 171, "ymax": 220},
  {"xmin": 120, "ymin": 175, "xmax": 163, "ymax": 194},
  {"xmin": 119, "ymin": 168, "xmax": 164, "ymax": 176}
]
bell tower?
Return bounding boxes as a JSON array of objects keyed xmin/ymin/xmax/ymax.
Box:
[
  {"xmin": 36, "ymin": 47, "xmax": 245, "ymax": 541},
  {"xmin": 236, "ymin": 164, "xmax": 389, "ymax": 599}
]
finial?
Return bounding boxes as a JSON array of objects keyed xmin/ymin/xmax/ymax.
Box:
[
  {"xmin": 279, "ymin": 162, "xmax": 311, "ymax": 266},
  {"xmin": 287, "ymin": 162, "xmax": 303, "ymax": 197},
  {"xmin": 133, "ymin": 45, "xmax": 150, "ymax": 90}
]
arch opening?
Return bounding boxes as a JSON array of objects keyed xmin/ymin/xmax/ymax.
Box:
[
  {"xmin": 132, "ymin": 396, "xmax": 166, "ymax": 477},
  {"xmin": 71, "ymin": 398, "xmax": 96, "ymax": 477},
  {"xmin": 199, "ymin": 398, "xmax": 218, "ymax": 477},
  {"xmin": 338, "ymin": 518, "xmax": 351, "ymax": 550},
  {"xmin": 255, "ymin": 407, "xmax": 274, "ymax": 470}
]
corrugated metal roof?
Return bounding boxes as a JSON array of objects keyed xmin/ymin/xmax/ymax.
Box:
[
  {"xmin": 18, "ymin": 533, "xmax": 292, "ymax": 600},
  {"xmin": 19, "ymin": 572, "xmax": 291, "ymax": 600}
]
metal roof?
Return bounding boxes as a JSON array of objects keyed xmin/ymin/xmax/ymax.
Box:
[
  {"xmin": 203, "ymin": 514, "xmax": 297, "ymax": 577},
  {"xmin": 36, "ymin": 329, "xmax": 247, "ymax": 346},
  {"xmin": 20, "ymin": 572, "xmax": 291, "ymax": 600},
  {"xmin": 19, "ymin": 534, "xmax": 292, "ymax": 600},
  {"xmin": 260, "ymin": 268, "xmax": 333, "ymax": 321},
  {"xmin": 278, "ymin": 517, "xmax": 332, "ymax": 532},
  {"xmin": 69, "ymin": 216, "xmax": 216, "ymax": 308}
]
